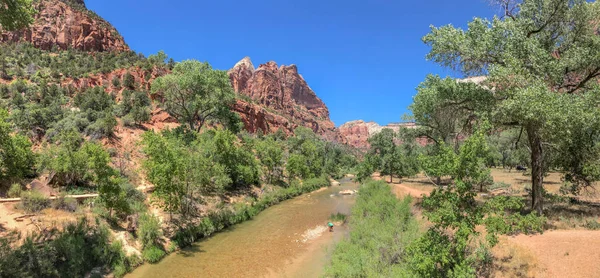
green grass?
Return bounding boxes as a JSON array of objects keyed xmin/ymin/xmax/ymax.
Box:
[
  {"xmin": 325, "ymin": 180, "xmax": 420, "ymax": 277},
  {"xmin": 329, "ymin": 212, "xmax": 347, "ymax": 223}
]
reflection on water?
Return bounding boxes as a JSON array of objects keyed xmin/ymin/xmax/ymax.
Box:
[{"xmin": 127, "ymin": 179, "xmax": 358, "ymax": 278}]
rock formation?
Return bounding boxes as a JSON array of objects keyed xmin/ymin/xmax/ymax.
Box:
[
  {"xmin": 338, "ymin": 120, "xmax": 422, "ymax": 149},
  {"xmin": 228, "ymin": 57, "xmax": 340, "ymax": 140},
  {"xmin": 0, "ymin": 0, "xmax": 128, "ymax": 52}
]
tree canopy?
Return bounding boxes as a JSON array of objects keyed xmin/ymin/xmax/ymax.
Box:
[
  {"xmin": 417, "ymin": 0, "xmax": 600, "ymax": 214},
  {"xmin": 151, "ymin": 60, "xmax": 239, "ymax": 132},
  {"xmin": 0, "ymin": 0, "xmax": 35, "ymax": 31}
]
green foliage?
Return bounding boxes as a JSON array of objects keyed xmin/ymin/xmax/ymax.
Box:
[
  {"xmin": 172, "ymin": 176, "xmax": 330, "ymax": 247},
  {"xmin": 255, "ymin": 136, "xmax": 284, "ymax": 184},
  {"xmin": 122, "ymin": 72, "xmax": 135, "ymax": 90},
  {"xmin": 328, "ymin": 212, "xmax": 347, "ymax": 223},
  {"xmin": 137, "ymin": 213, "xmax": 163, "ymax": 250},
  {"xmin": 420, "ymin": 0, "xmax": 600, "ymax": 213},
  {"xmin": 142, "ymin": 245, "xmax": 165, "ymax": 264},
  {"xmin": 51, "ymin": 192, "xmax": 78, "ymax": 212},
  {"xmin": 142, "ymin": 129, "xmax": 231, "ymax": 218},
  {"xmin": 9, "ymin": 82, "xmax": 68, "ymax": 138},
  {"xmin": 73, "ymin": 86, "xmax": 117, "ymax": 139},
  {"xmin": 37, "ymin": 130, "xmax": 114, "ymax": 187},
  {"xmin": 19, "ymin": 190, "xmax": 50, "ymax": 213},
  {"xmin": 0, "ymin": 43, "xmax": 144, "ymax": 80},
  {"xmin": 111, "ymin": 76, "xmax": 121, "ymax": 88},
  {"xmin": 7, "ymin": 183, "xmax": 22, "ymax": 198},
  {"xmin": 406, "ymin": 129, "xmax": 499, "ymax": 277},
  {"xmin": 0, "ymin": 0, "xmax": 35, "ymax": 31},
  {"xmin": 483, "ymin": 196, "xmax": 546, "ymax": 242},
  {"xmin": 0, "ymin": 219, "xmax": 130, "ymax": 277},
  {"xmin": 368, "ymin": 128, "xmax": 420, "ymax": 182},
  {"xmin": 151, "ymin": 60, "xmax": 238, "ymax": 132},
  {"xmin": 325, "ymin": 180, "xmax": 419, "ymax": 277},
  {"xmin": 0, "ymin": 108, "xmax": 35, "ymax": 182}
]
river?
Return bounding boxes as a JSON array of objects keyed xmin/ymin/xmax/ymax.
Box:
[{"xmin": 127, "ymin": 178, "xmax": 358, "ymax": 278}]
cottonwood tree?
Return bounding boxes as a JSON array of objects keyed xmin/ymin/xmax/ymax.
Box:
[
  {"xmin": 0, "ymin": 0, "xmax": 35, "ymax": 31},
  {"xmin": 419, "ymin": 0, "xmax": 600, "ymax": 214},
  {"xmin": 368, "ymin": 128, "xmax": 419, "ymax": 183},
  {"xmin": 151, "ymin": 60, "xmax": 238, "ymax": 132}
]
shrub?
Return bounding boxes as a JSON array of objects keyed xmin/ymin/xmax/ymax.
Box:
[
  {"xmin": 123, "ymin": 72, "xmax": 135, "ymax": 89},
  {"xmin": 52, "ymin": 192, "xmax": 78, "ymax": 212},
  {"xmin": 584, "ymin": 219, "xmax": 600, "ymax": 230},
  {"xmin": 142, "ymin": 245, "xmax": 166, "ymax": 263},
  {"xmin": 7, "ymin": 183, "xmax": 22, "ymax": 198},
  {"xmin": 489, "ymin": 182, "xmax": 511, "ymax": 191},
  {"xmin": 329, "ymin": 212, "xmax": 347, "ymax": 223},
  {"xmin": 111, "ymin": 76, "xmax": 121, "ymax": 88},
  {"xmin": 20, "ymin": 190, "xmax": 50, "ymax": 213},
  {"xmin": 137, "ymin": 214, "xmax": 162, "ymax": 249}
]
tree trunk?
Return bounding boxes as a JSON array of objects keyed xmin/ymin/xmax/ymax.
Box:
[{"xmin": 527, "ymin": 125, "xmax": 544, "ymax": 215}]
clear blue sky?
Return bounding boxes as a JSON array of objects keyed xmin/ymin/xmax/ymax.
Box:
[{"xmin": 87, "ymin": 0, "xmax": 496, "ymax": 127}]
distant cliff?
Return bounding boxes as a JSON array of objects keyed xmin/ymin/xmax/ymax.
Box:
[
  {"xmin": 0, "ymin": 0, "xmax": 128, "ymax": 52},
  {"xmin": 229, "ymin": 57, "xmax": 341, "ymax": 141}
]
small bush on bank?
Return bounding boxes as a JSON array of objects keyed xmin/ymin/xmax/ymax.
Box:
[
  {"xmin": 20, "ymin": 190, "xmax": 50, "ymax": 213},
  {"xmin": 7, "ymin": 183, "xmax": 22, "ymax": 198},
  {"xmin": 142, "ymin": 245, "xmax": 166, "ymax": 263},
  {"xmin": 137, "ymin": 214, "xmax": 162, "ymax": 249},
  {"xmin": 329, "ymin": 212, "xmax": 347, "ymax": 223}
]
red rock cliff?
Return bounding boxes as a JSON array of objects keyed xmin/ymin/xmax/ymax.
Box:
[
  {"xmin": 339, "ymin": 120, "xmax": 425, "ymax": 149},
  {"xmin": 229, "ymin": 57, "xmax": 339, "ymax": 140},
  {"xmin": 0, "ymin": 0, "xmax": 128, "ymax": 52}
]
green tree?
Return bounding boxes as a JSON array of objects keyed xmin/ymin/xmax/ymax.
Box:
[
  {"xmin": 420, "ymin": 0, "xmax": 600, "ymax": 214},
  {"xmin": 368, "ymin": 128, "xmax": 417, "ymax": 183},
  {"xmin": 122, "ymin": 72, "xmax": 135, "ymax": 89},
  {"xmin": 0, "ymin": 108, "xmax": 34, "ymax": 183},
  {"xmin": 0, "ymin": 0, "xmax": 35, "ymax": 31},
  {"xmin": 142, "ymin": 130, "xmax": 230, "ymax": 219},
  {"xmin": 151, "ymin": 60, "xmax": 238, "ymax": 132},
  {"xmin": 255, "ymin": 136, "xmax": 284, "ymax": 184}
]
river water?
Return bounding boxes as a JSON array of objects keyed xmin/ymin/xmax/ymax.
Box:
[{"xmin": 127, "ymin": 178, "xmax": 358, "ymax": 278}]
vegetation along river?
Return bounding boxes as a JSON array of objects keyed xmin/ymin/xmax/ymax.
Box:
[{"xmin": 128, "ymin": 178, "xmax": 358, "ymax": 277}]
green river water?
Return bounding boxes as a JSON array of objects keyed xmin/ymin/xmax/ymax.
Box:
[{"xmin": 127, "ymin": 178, "xmax": 358, "ymax": 278}]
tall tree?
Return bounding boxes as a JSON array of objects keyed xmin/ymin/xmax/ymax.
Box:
[
  {"xmin": 420, "ymin": 0, "xmax": 600, "ymax": 214},
  {"xmin": 151, "ymin": 60, "xmax": 238, "ymax": 132},
  {"xmin": 0, "ymin": 0, "xmax": 35, "ymax": 31}
]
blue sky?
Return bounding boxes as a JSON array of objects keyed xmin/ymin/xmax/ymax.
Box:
[{"xmin": 87, "ymin": 0, "xmax": 496, "ymax": 127}]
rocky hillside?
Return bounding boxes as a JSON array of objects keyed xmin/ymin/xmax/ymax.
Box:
[
  {"xmin": 229, "ymin": 57, "xmax": 341, "ymax": 141},
  {"xmin": 0, "ymin": 0, "xmax": 128, "ymax": 52},
  {"xmin": 339, "ymin": 120, "xmax": 422, "ymax": 149}
]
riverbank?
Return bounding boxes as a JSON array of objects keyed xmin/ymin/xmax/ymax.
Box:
[{"xmin": 126, "ymin": 176, "xmax": 353, "ymax": 277}]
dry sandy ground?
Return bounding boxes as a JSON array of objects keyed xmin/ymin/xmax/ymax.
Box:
[{"xmin": 376, "ymin": 170, "xmax": 600, "ymax": 278}]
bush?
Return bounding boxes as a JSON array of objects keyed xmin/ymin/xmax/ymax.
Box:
[
  {"xmin": 137, "ymin": 214, "xmax": 162, "ymax": 249},
  {"xmin": 52, "ymin": 192, "xmax": 78, "ymax": 212},
  {"xmin": 7, "ymin": 183, "xmax": 22, "ymax": 198},
  {"xmin": 584, "ymin": 219, "xmax": 600, "ymax": 230},
  {"xmin": 489, "ymin": 182, "xmax": 511, "ymax": 191},
  {"xmin": 20, "ymin": 190, "xmax": 50, "ymax": 213},
  {"xmin": 142, "ymin": 245, "xmax": 166, "ymax": 263},
  {"xmin": 123, "ymin": 72, "xmax": 135, "ymax": 89},
  {"xmin": 329, "ymin": 212, "xmax": 347, "ymax": 223},
  {"xmin": 111, "ymin": 76, "xmax": 121, "ymax": 88}
]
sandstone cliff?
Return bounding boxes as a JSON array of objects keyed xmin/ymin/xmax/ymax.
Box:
[
  {"xmin": 229, "ymin": 57, "xmax": 340, "ymax": 140},
  {"xmin": 339, "ymin": 120, "xmax": 422, "ymax": 149},
  {"xmin": 0, "ymin": 0, "xmax": 128, "ymax": 52}
]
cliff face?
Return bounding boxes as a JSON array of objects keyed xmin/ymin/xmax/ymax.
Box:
[
  {"xmin": 339, "ymin": 120, "xmax": 423, "ymax": 149},
  {"xmin": 0, "ymin": 0, "xmax": 128, "ymax": 52},
  {"xmin": 228, "ymin": 57, "xmax": 340, "ymax": 140}
]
